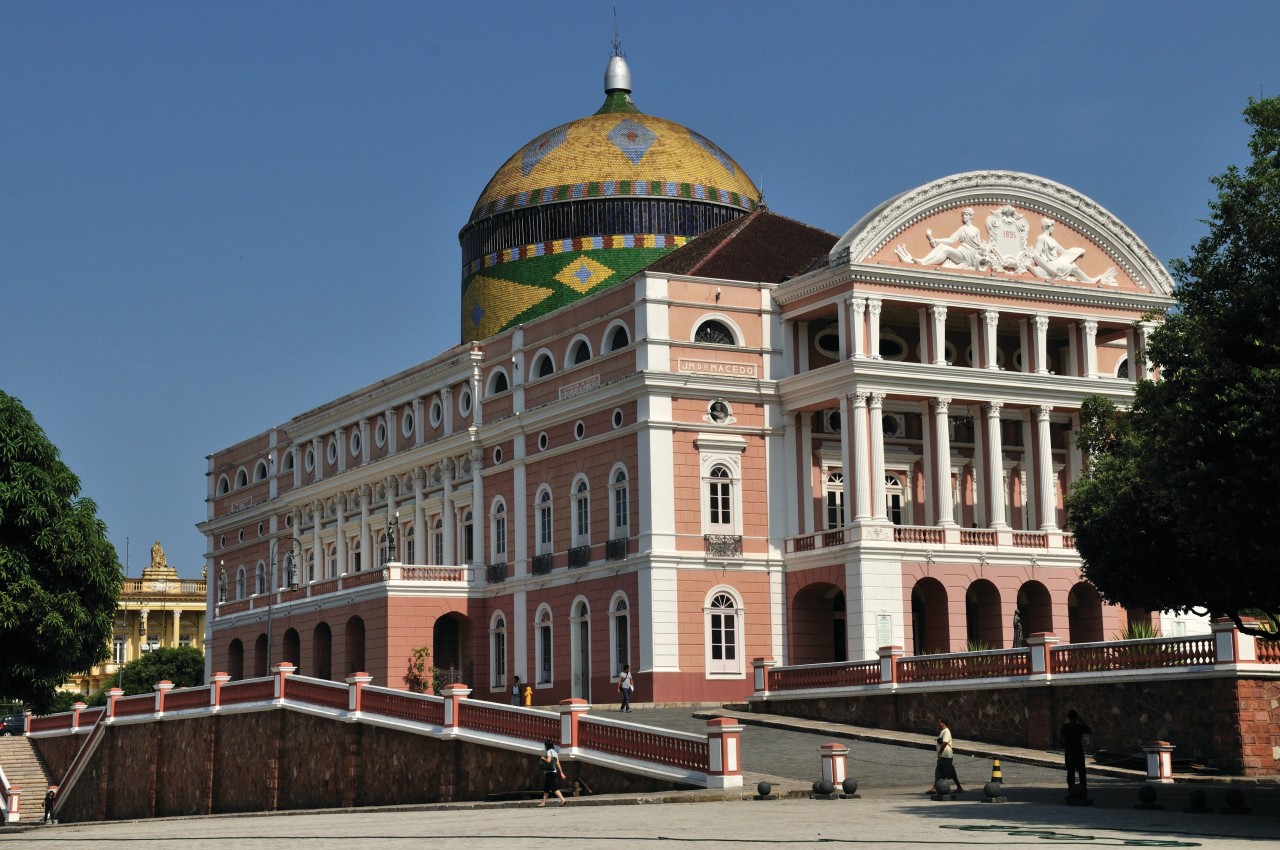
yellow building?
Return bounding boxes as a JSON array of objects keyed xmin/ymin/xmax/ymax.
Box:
[{"xmin": 61, "ymin": 542, "xmax": 207, "ymax": 695}]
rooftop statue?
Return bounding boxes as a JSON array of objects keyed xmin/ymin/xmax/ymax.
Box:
[{"xmin": 894, "ymin": 208, "xmax": 987, "ymax": 270}]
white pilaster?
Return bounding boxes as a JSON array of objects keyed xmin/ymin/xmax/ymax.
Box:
[
  {"xmin": 1081, "ymin": 320, "xmax": 1099, "ymax": 379},
  {"xmin": 985, "ymin": 403, "xmax": 1007, "ymax": 529},
  {"xmin": 850, "ymin": 297, "xmax": 867, "ymax": 359},
  {"xmin": 932, "ymin": 398, "xmax": 955, "ymax": 526},
  {"xmin": 1036, "ymin": 406, "xmax": 1058, "ymax": 531},
  {"xmin": 930, "ymin": 305, "xmax": 948, "ymax": 366},
  {"xmin": 1034, "ymin": 314, "xmax": 1050, "ymax": 374},
  {"xmin": 867, "ymin": 298, "xmax": 882, "ymax": 359},
  {"xmin": 850, "ymin": 392, "xmax": 871, "ymax": 520},
  {"xmin": 869, "ymin": 393, "xmax": 887, "ymax": 521}
]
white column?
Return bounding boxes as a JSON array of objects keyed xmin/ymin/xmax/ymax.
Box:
[
  {"xmin": 836, "ymin": 399, "xmax": 851, "ymax": 533},
  {"xmin": 985, "ymin": 403, "xmax": 1007, "ymax": 529},
  {"xmin": 442, "ymin": 387, "xmax": 454, "ymax": 435},
  {"xmin": 335, "ymin": 495, "xmax": 348, "ymax": 576},
  {"xmin": 850, "ymin": 392, "xmax": 871, "ymax": 520},
  {"xmin": 1138, "ymin": 321, "xmax": 1157, "ymax": 380},
  {"xmin": 850, "ymin": 298, "xmax": 867, "ymax": 359},
  {"xmin": 311, "ymin": 504, "xmax": 322, "ymax": 581},
  {"xmin": 869, "ymin": 393, "xmax": 887, "ymax": 520},
  {"xmin": 172, "ymin": 609, "xmax": 182, "ymax": 646},
  {"xmin": 932, "ymin": 398, "xmax": 955, "ymax": 526},
  {"xmin": 867, "ymin": 298, "xmax": 882, "ymax": 360},
  {"xmin": 359, "ymin": 488, "xmax": 372, "ymax": 572},
  {"xmin": 1034, "ymin": 314, "xmax": 1050, "ymax": 374},
  {"xmin": 386, "ymin": 409, "xmax": 398, "ymax": 455},
  {"xmin": 1125, "ymin": 329, "xmax": 1138, "ymax": 383},
  {"xmin": 359, "ymin": 419, "xmax": 371, "ymax": 465},
  {"xmin": 512, "ymin": 449, "xmax": 528, "ymax": 575},
  {"xmin": 982, "ymin": 310, "xmax": 999, "ymax": 370},
  {"xmin": 1036, "ymin": 406, "xmax": 1058, "ymax": 531},
  {"xmin": 470, "ymin": 449, "xmax": 484, "ymax": 567},
  {"xmin": 413, "ymin": 470, "xmax": 426, "ymax": 565},
  {"xmin": 1081, "ymin": 320, "xmax": 1099, "ymax": 378},
  {"xmin": 413, "ymin": 398, "xmax": 425, "ymax": 445},
  {"xmin": 312, "ymin": 438, "xmax": 324, "ymax": 482},
  {"xmin": 442, "ymin": 460, "xmax": 456, "ymax": 564},
  {"xmin": 334, "ymin": 428, "xmax": 346, "ymax": 473},
  {"xmin": 930, "ymin": 305, "xmax": 948, "ymax": 366}
]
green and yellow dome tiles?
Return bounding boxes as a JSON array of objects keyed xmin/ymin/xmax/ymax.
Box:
[{"xmin": 458, "ymin": 52, "xmax": 762, "ymax": 342}]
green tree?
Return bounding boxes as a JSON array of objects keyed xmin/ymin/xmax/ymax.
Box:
[
  {"xmin": 0, "ymin": 391, "xmax": 123, "ymax": 709},
  {"xmin": 115, "ymin": 646, "xmax": 205, "ymax": 696},
  {"xmin": 1067, "ymin": 97, "xmax": 1280, "ymax": 636}
]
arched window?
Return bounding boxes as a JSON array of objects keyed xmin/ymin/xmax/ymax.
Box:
[
  {"xmin": 490, "ymin": 613, "xmax": 507, "ymax": 690},
  {"xmin": 432, "ymin": 517, "xmax": 444, "ymax": 565},
  {"xmin": 573, "ymin": 479, "xmax": 590, "ymax": 546},
  {"xmin": 610, "ymin": 468, "xmax": 630, "ymax": 538},
  {"xmin": 705, "ymin": 590, "xmax": 743, "ymax": 675},
  {"xmin": 377, "ymin": 530, "xmax": 390, "ymax": 567},
  {"xmin": 306, "ymin": 549, "xmax": 316, "ymax": 584},
  {"xmin": 351, "ymin": 538, "xmax": 362, "ymax": 573},
  {"xmin": 491, "ymin": 500, "xmax": 507, "ymax": 561},
  {"xmin": 235, "ymin": 468, "xmax": 249, "ymax": 489},
  {"xmin": 825, "ymin": 471, "xmax": 845, "ymax": 530},
  {"xmin": 282, "ymin": 451, "xmax": 295, "ymax": 472},
  {"xmin": 707, "ymin": 465, "xmax": 734, "ymax": 530},
  {"xmin": 537, "ymin": 488, "xmax": 553, "ymax": 555},
  {"xmin": 607, "ymin": 324, "xmax": 630, "ymax": 352},
  {"xmin": 534, "ymin": 352, "xmax": 555, "ymax": 379},
  {"xmin": 461, "ymin": 510, "xmax": 474, "ymax": 564},
  {"xmin": 568, "ymin": 338, "xmax": 591, "ymax": 366},
  {"xmin": 536, "ymin": 606, "xmax": 553, "ymax": 685},
  {"xmin": 326, "ymin": 544, "xmax": 337, "ymax": 579},
  {"xmin": 694, "ymin": 319, "xmax": 735, "ymax": 346},
  {"xmin": 235, "ymin": 566, "xmax": 247, "ymax": 600},
  {"xmin": 253, "ymin": 461, "xmax": 268, "ymax": 482},
  {"xmin": 255, "ymin": 561, "xmax": 266, "ymax": 596},
  {"xmin": 611, "ymin": 595, "xmax": 630, "ymax": 677},
  {"xmin": 404, "ymin": 524, "xmax": 416, "ymax": 565},
  {"xmin": 885, "ymin": 474, "xmax": 908, "ymax": 526},
  {"xmin": 489, "ymin": 369, "xmax": 510, "ymax": 395},
  {"xmin": 216, "ymin": 475, "xmax": 230, "ymax": 496}
]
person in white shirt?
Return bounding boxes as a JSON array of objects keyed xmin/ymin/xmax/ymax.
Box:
[{"xmin": 618, "ymin": 664, "xmax": 634, "ymax": 712}]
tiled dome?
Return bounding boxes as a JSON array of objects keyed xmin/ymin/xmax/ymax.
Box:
[{"xmin": 457, "ymin": 53, "xmax": 761, "ymax": 342}]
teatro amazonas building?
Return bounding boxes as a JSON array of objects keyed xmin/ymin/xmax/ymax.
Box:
[{"xmin": 200, "ymin": 50, "xmax": 1180, "ymax": 705}]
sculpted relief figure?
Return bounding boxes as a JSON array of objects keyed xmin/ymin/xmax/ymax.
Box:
[
  {"xmin": 895, "ymin": 208, "xmax": 988, "ymax": 270},
  {"xmin": 1031, "ymin": 218, "xmax": 1117, "ymax": 286}
]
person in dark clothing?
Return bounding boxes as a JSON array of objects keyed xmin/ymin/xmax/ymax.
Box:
[
  {"xmin": 41, "ymin": 787, "xmax": 56, "ymax": 824},
  {"xmin": 1060, "ymin": 710, "xmax": 1092, "ymax": 790}
]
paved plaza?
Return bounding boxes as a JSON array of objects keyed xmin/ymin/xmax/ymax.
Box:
[{"xmin": 3, "ymin": 706, "xmax": 1275, "ymax": 848}]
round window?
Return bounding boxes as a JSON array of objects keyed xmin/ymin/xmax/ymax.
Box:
[
  {"xmin": 538, "ymin": 432, "xmax": 548, "ymax": 451},
  {"xmin": 430, "ymin": 398, "xmax": 443, "ymax": 428},
  {"xmin": 574, "ymin": 421, "xmax": 585, "ymax": 440},
  {"xmin": 350, "ymin": 430, "xmax": 361, "ymax": 457},
  {"xmin": 375, "ymin": 420, "xmax": 387, "ymax": 448},
  {"xmin": 402, "ymin": 410, "xmax": 415, "ymax": 438},
  {"xmin": 612, "ymin": 408, "xmax": 624, "ymax": 430},
  {"xmin": 327, "ymin": 439, "xmax": 338, "ymax": 464},
  {"xmin": 305, "ymin": 448, "xmax": 315, "ymax": 472},
  {"xmin": 459, "ymin": 388, "xmax": 472, "ymax": 417},
  {"xmin": 493, "ymin": 447, "xmax": 503, "ymax": 465},
  {"xmin": 814, "ymin": 327, "xmax": 840, "ymax": 359}
]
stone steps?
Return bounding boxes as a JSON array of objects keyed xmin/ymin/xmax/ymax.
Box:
[{"xmin": 0, "ymin": 736, "xmax": 54, "ymax": 798}]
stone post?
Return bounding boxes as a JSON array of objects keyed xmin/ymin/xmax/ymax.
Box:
[
  {"xmin": 820, "ymin": 742, "xmax": 849, "ymax": 786},
  {"xmin": 878, "ymin": 646, "xmax": 904, "ymax": 684},
  {"xmin": 154, "ymin": 680, "xmax": 174, "ymax": 715},
  {"xmin": 1142, "ymin": 741, "xmax": 1175, "ymax": 783},
  {"xmin": 72, "ymin": 702, "xmax": 87, "ymax": 732},
  {"xmin": 1213, "ymin": 617, "xmax": 1257, "ymax": 663},
  {"xmin": 705, "ymin": 718, "xmax": 743, "ymax": 788},
  {"xmin": 346, "ymin": 672, "xmax": 373, "ymax": 713},
  {"xmin": 441, "ymin": 683, "xmax": 471, "ymax": 731},
  {"xmin": 752, "ymin": 658, "xmax": 777, "ymax": 696},
  {"xmin": 272, "ymin": 663, "xmax": 297, "ymax": 701},
  {"xmin": 558, "ymin": 698, "xmax": 590, "ymax": 750},
  {"xmin": 210, "ymin": 672, "xmax": 231, "ymax": 708},
  {"xmin": 106, "ymin": 687, "xmax": 124, "ymax": 719},
  {"xmin": 1026, "ymin": 633, "xmax": 1058, "ymax": 678}
]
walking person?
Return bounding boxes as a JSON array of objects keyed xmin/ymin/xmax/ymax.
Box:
[
  {"xmin": 41, "ymin": 787, "xmax": 55, "ymax": 824},
  {"xmin": 1060, "ymin": 709, "xmax": 1092, "ymax": 792},
  {"xmin": 511, "ymin": 676, "xmax": 522, "ymax": 706},
  {"xmin": 618, "ymin": 664, "xmax": 634, "ymax": 712},
  {"xmin": 928, "ymin": 719, "xmax": 963, "ymax": 794},
  {"xmin": 538, "ymin": 739, "xmax": 567, "ymax": 807}
]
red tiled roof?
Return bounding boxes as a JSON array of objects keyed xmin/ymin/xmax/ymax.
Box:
[{"xmin": 645, "ymin": 208, "xmax": 838, "ymax": 283}]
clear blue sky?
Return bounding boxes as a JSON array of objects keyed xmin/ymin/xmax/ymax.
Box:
[{"xmin": 3, "ymin": 2, "xmax": 1277, "ymax": 578}]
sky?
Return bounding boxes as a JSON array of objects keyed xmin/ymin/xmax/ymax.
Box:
[{"xmin": 3, "ymin": 2, "xmax": 1278, "ymax": 579}]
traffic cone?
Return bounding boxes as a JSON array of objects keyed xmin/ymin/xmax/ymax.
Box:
[{"xmin": 990, "ymin": 759, "xmax": 1003, "ymax": 784}]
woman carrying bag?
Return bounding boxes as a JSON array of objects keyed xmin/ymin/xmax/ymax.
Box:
[{"xmin": 538, "ymin": 739, "xmax": 568, "ymax": 807}]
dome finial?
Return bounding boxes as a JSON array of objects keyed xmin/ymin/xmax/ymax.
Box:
[{"xmin": 604, "ymin": 4, "xmax": 631, "ymax": 95}]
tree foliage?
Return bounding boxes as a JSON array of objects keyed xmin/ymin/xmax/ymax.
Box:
[
  {"xmin": 115, "ymin": 646, "xmax": 205, "ymax": 696},
  {"xmin": 1067, "ymin": 97, "xmax": 1280, "ymax": 636},
  {"xmin": 0, "ymin": 391, "xmax": 124, "ymax": 708}
]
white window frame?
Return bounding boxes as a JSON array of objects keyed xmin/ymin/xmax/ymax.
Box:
[
  {"xmin": 704, "ymin": 587, "xmax": 745, "ymax": 678},
  {"xmin": 536, "ymin": 487, "xmax": 553, "ymax": 555},
  {"xmin": 609, "ymin": 592, "xmax": 631, "ymax": 679},
  {"xmin": 489, "ymin": 611, "xmax": 507, "ymax": 690},
  {"xmin": 825, "ymin": 470, "xmax": 845, "ymax": 530},
  {"xmin": 255, "ymin": 561, "xmax": 266, "ymax": 596},
  {"xmin": 490, "ymin": 499, "xmax": 507, "ymax": 561},
  {"xmin": 609, "ymin": 465, "xmax": 630, "ymax": 538},
  {"xmin": 535, "ymin": 604, "xmax": 554, "ymax": 686},
  {"xmin": 432, "ymin": 516, "xmax": 444, "ymax": 565},
  {"xmin": 572, "ymin": 476, "xmax": 590, "ymax": 547},
  {"xmin": 697, "ymin": 435, "xmax": 747, "ymax": 536},
  {"xmin": 326, "ymin": 544, "xmax": 337, "ymax": 579},
  {"xmin": 235, "ymin": 566, "xmax": 247, "ymax": 600}
]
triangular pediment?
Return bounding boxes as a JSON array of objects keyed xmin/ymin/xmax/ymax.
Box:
[{"xmin": 829, "ymin": 171, "xmax": 1173, "ymax": 296}]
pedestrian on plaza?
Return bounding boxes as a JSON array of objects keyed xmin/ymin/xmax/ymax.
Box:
[
  {"xmin": 928, "ymin": 719, "xmax": 963, "ymax": 794},
  {"xmin": 538, "ymin": 739, "xmax": 567, "ymax": 807},
  {"xmin": 1060, "ymin": 709, "xmax": 1092, "ymax": 791},
  {"xmin": 41, "ymin": 787, "xmax": 55, "ymax": 824},
  {"xmin": 618, "ymin": 664, "xmax": 634, "ymax": 712},
  {"xmin": 511, "ymin": 676, "xmax": 522, "ymax": 706}
]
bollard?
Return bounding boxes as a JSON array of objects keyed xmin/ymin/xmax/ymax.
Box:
[{"xmin": 1141, "ymin": 741, "xmax": 1175, "ymax": 784}]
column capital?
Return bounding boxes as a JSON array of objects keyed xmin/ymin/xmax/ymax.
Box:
[
  {"xmin": 848, "ymin": 391, "xmax": 869, "ymax": 407},
  {"xmin": 1036, "ymin": 404, "xmax": 1054, "ymax": 420},
  {"xmin": 867, "ymin": 297, "xmax": 882, "ymax": 315},
  {"xmin": 1081, "ymin": 319, "xmax": 1098, "ymax": 334},
  {"xmin": 849, "ymin": 296, "xmax": 867, "ymax": 313},
  {"xmin": 1034, "ymin": 313, "xmax": 1049, "ymax": 331},
  {"xmin": 869, "ymin": 392, "xmax": 886, "ymax": 408},
  {"xmin": 983, "ymin": 401, "xmax": 1004, "ymax": 417},
  {"xmin": 983, "ymin": 309, "xmax": 1000, "ymax": 327},
  {"xmin": 929, "ymin": 305, "xmax": 948, "ymax": 320},
  {"xmin": 930, "ymin": 397, "xmax": 952, "ymax": 413}
]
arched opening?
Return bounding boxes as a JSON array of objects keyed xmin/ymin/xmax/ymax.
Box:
[
  {"xmin": 282, "ymin": 628, "xmax": 301, "ymax": 669},
  {"xmin": 571, "ymin": 600, "xmax": 591, "ymax": 703},
  {"xmin": 1017, "ymin": 580, "xmax": 1053, "ymax": 638},
  {"xmin": 608, "ymin": 325, "xmax": 630, "ymax": 351},
  {"xmin": 964, "ymin": 579, "xmax": 1003, "ymax": 649},
  {"xmin": 910, "ymin": 577, "xmax": 950, "ymax": 654},
  {"xmin": 228, "ymin": 638, "xmax": 244, "ymax": 680},
  {"xmin": 1067, "ymin": 582, "xmax": 1105, "ymax": 644},
  {"xmin": 344, "ymin": 616, "xmax": 366, "ymax": 677},
  {"xmin": 313, "ymin": 622, "xmax": 333, "ymax": 680},
  {"xmin": 432, "ymin": 613, "xmax": 467, "ymax": 686},
  {"xmin": 789, "ymin": 582, "xmax": 846, "ymax": 665},
  {"xmin": 253, "ymin": 633, "xmax": 269, "ymax": 678}
]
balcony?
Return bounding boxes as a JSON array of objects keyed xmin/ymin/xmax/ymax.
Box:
[
  {"xmin": 568, "ymin": 546, "xmax": 590, "ymax": 569},
  {"xmin": 785, "ymin": 523, "xmax": 1077, "ymax": 555},
  {"xmin": 605, "ymin": 537, "xmax": 628, "ymax": 561},
  {"xmin": 704, "ymin": 535, "xmax": 743, "ymax": 558},
  {"xmin": 531, "ymin": 553, "xmax": 553, "ymax": 575},
  {"xmin": 486, "ymin": 563, "xmax": 506, "ymax": 584},
  {"xmin": 214, "ymin": 563, "xmax": 468, "ymax": 620}
]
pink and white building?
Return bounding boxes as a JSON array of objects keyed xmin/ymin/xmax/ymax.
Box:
[{"xmin": 200, "ymin": 58, "xmax": 1177, "ymax": 706}]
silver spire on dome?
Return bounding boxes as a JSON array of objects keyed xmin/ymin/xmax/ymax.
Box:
[{"xmin": 604, "ymin": 14, "xmax": 631, "ymax": 93}]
